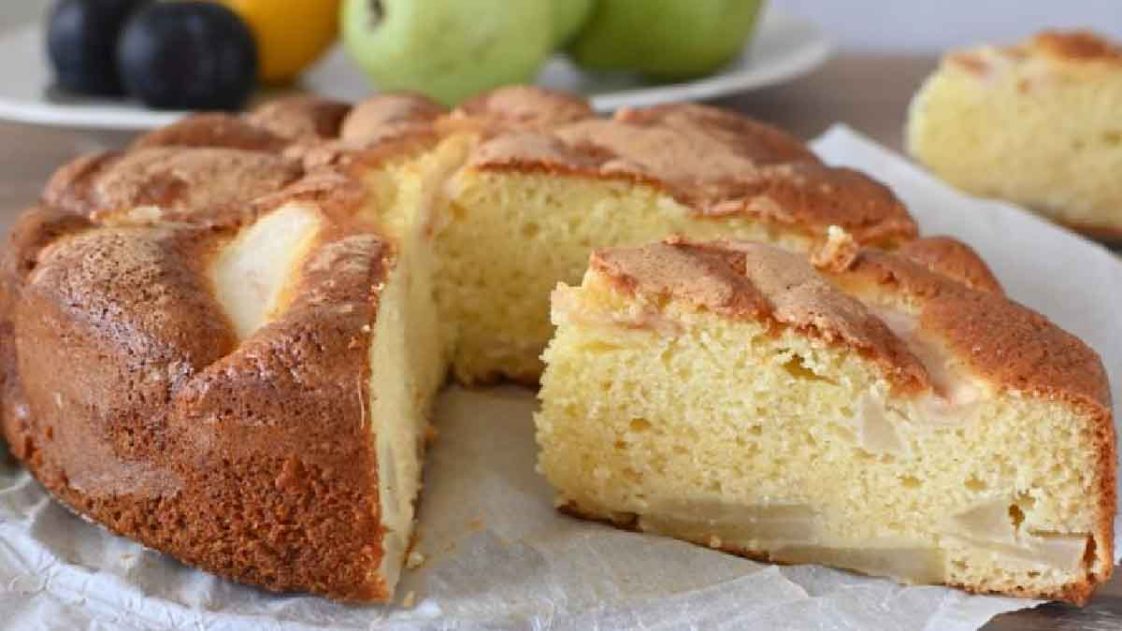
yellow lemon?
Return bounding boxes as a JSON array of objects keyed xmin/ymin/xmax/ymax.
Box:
[{"xmin": 219, "ymin": 0, "xmax": 340, "ymax": 84}]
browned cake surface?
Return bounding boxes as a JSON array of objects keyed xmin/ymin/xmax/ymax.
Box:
[
  {"xmin": 895, "ymin": 236, "xmax": 1003, "ymax": 293},
  {"xmin": 340, "ymin": 93, "xmax": 446, "ymax": 146},
  {"xmin": 1027, "ymin": 30, "xmax": 1122, "ymax": 64},
  {"xmin": 592, "ymin": 237, "xmax": 1109, "ymax": 414},
  {"xmin": 131, "ymin": 113, "xmax": 291, "ymax": 152},
  {"xmin": 466, "ymin": 104, "xmax": 917, "ymax": 246},
  {"xmin": 245, "ymin": 95, "xmax": 352, "ymax": 140},
  {"xmin": 42, "ymin": 147, "xmax": 303, "ymax": 223},
  {"xmin": 449, "ymin": 85, "xmax": 595, "ymax": 132},
  {"xmin": 3, "ymin": 177, "xmax": 398, "ymax": 599},
  {"xmin": 0, "ymin": 94, "xmax": 415, "ymax": 599}
]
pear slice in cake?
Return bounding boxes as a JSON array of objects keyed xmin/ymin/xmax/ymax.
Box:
[{"xmin": 536, "ymin": 236, "xmax": 1115, "ymax": 604}]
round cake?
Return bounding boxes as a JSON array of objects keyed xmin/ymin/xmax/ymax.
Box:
[{"xmin": 2, "ymin": 86, "xmax": 1105, "ymax": 603}]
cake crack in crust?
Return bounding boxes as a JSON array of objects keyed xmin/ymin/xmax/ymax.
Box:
[
  {"xmin": 537, "ymin": 236, "xmax": 1114, "ymax": 605},
  {"xmin": 0, "ymin": 86, "xmax": 1111, "ymax": 604}
]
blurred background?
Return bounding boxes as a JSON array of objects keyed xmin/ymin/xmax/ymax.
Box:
[
  {"xmin": 776, "ymin": 0, "xmax": 1118, "ymax": 50},
  {"xmin": 4, "ymin": 0, "xmax": 1119, "ymax": 47}
]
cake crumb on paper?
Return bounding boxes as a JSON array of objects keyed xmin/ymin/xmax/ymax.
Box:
[{"xmin": 406, "ymin": 550, "xmax": 426, "ymax": 569}]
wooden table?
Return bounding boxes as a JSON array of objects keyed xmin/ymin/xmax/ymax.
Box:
[{"xmin": 0, "ymin": 54, "xmax": 1118, "ymax": 630}]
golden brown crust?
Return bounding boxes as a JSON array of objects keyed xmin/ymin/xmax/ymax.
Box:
[
  {"xmin": 41, "ymin": 151, "xmax": 121, "ymax": 215},
  {"xmin": 592, "ymin": 236, "xmax": 1110, "ymax": 418},
  {"xmin": 1031, "ymin": 30, "xmax": 1122, "ymax": 64},
  {"xmin": 292, "ymin": 127, "xmax": 444, "ymax": 175},
  {"xmin": 249, "ymin": 170, "xmax": 368, "ymax": 222},
  {"xmin": 835, "ymin": 248, "xmax": 1110, "ymax": 410},
  {"xmin": 614, "ymin": 102, "xmax": 820, "ymax": 165},
  {"xmin": 5, "ymin": 90, "xmax": 402, "ymax": 599},
  {"xmin": 450, "ymin": 85, "xmax": 595, "ymax": 132},
  {"xmin": 0, "ymin": 207, "xmax": 93, "ymax": 464},
  {"xmin": 131, "ymin": 113, "xmax": 289, "ymax": 152},
  {"xmin": 43, "ymin": 147, "xmax": 302, "ymax": 224},
  {"xmin": 1057, "ymin": 217, "xmax": 1122, "ymax": 243},
  {"xmin": 341, "ymin": 93, "xmax": 446, "ymax": 146},
  {"xmin": 591, "ymin": 239, "xmax": 930, "ymax": 393},
  {"xmin": 467, "ymin": 104, "xmax": 917, "ymax": 246},
  {"xmin": 165, "ymin": 230, "xmax": 393, "ymax": 600},
  {"xmin": 5, "ymin": 202, "xmax": 396, "ymax": 601},
  {"xmin": 896, "ymin": 236, "xmax": 1003, "ymax": 294},
  {"xmin": 246, "ymin": 95, "xmax": 352, "ymax": 140},
  {"xmin": 948, "ymin": 29, "xmax": 1122, "ymax": 79}
]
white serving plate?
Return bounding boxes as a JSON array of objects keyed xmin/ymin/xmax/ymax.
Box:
[{"xmin": 0, "ymin": 9, "xmax": 830, "ymax": 130}]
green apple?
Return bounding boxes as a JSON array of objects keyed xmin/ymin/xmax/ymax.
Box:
[
  {"xmin": 552, "ymin": 0, "xmax": 594, "ymax": 47},
  {"xmin": 342, "ymin": 0, "xmax": 553, "ymax": 106},
  {"xmin": 569, "ymin": 0, "xmax": 765, "ymax": 80}
]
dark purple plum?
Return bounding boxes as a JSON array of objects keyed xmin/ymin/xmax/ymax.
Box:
[
  {"xmin": 47, "ymin": 0, "xmax": 151, "ymax": 96},
  {"xmin": 117, "ymin": 2, "xmax": 258, "ymax": 111}
]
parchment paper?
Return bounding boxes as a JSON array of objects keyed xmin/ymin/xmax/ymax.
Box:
[{"xmin": 1, "ymin": 126, "xmax": 1119, "ymax": 630}]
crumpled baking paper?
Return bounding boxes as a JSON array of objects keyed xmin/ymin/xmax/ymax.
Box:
[{"xmin": 1, "ymin": 126, "xmax": 1119, "ymax": 630}]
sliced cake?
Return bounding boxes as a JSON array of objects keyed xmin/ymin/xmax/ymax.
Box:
[
  {"xmin": 908, "ymin": 30, "xmax": 1122, "ymax": 238},
  {"xmin": 434, "ymin": 101, "xmax": 918, "ymax": 383},
  {"xmin": 5, "ymin": 86, "xmax": 1112, "ymax": 605},
  {"xmin": 536, "ymin": 235, "xmax": 1115, "ymax": 604}
]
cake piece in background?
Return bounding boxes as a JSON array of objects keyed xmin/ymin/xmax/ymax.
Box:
[
  {"xmin": 907, "ymin": 30, "xmax": 1122, "ymax": 239},
  {"xmin": 535, "ymin": 236, "xmax": 1115, "ymax": 604}
]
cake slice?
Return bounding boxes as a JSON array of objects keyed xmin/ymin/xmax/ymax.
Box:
[
  {"xmin": 908, "ymin": 30, "xmax": 1122, "ymax": 238},
  {"xmin": 536, "ymin": 236, "xmax": 1115, "ymax": 604}
]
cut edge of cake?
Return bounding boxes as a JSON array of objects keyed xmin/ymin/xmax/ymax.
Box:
[{"xmin": 535, "ymin": 234, "xmax": 1115, "ymax": 604}]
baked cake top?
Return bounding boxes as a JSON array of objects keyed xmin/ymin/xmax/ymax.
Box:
[
  {"xmin": 588, "ymin": 236, "xmax": 1109, "ymax": 413},
  {"xmin": 36, "ymin": 86, "xmax": 918, "ymax": 248},
  {"xmin": 946, "ymin": 29, "xmax": 1122, "ymax": 78},
  {"xmin": 43, "ymin": 147, "xmax": 303, "ymax": 224},
  {"xmin": 466, "ymin": 102, "xmax": 917, "ymax": 245},
  {"xmin": 1029, "ymin": 30, "xmax": 1122, "ymax": 64},
  {"xmin": 451, "ymin": 84, "xmax": 594, "ymax": 131}
]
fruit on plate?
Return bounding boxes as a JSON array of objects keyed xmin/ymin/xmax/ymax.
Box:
[
  {"xmin": 569, "ymin": 0, "xmax": 766, "ymax": 79},
  {"xmin": 118, "ymin": 2, "xmax": 258, "ymax": 110},
  {"xmin": 551, "ymin": 0, "xmax": 594, "ymax": 47},
  {"xmin": 46, "ymin": 0, "xmax": 151, "ymax": 96},
  {"xmin": 219, "ymin": 0, "xmax": 341, "ymax": 84},
  {"xmin": 341, "ymin": 0, "xmax": 553, "ymax": 106}
]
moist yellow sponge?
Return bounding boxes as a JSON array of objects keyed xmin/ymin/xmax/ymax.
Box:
[{"xmin": 535, "ymin": 237, "xmax": 1115, "ymax": 604}]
